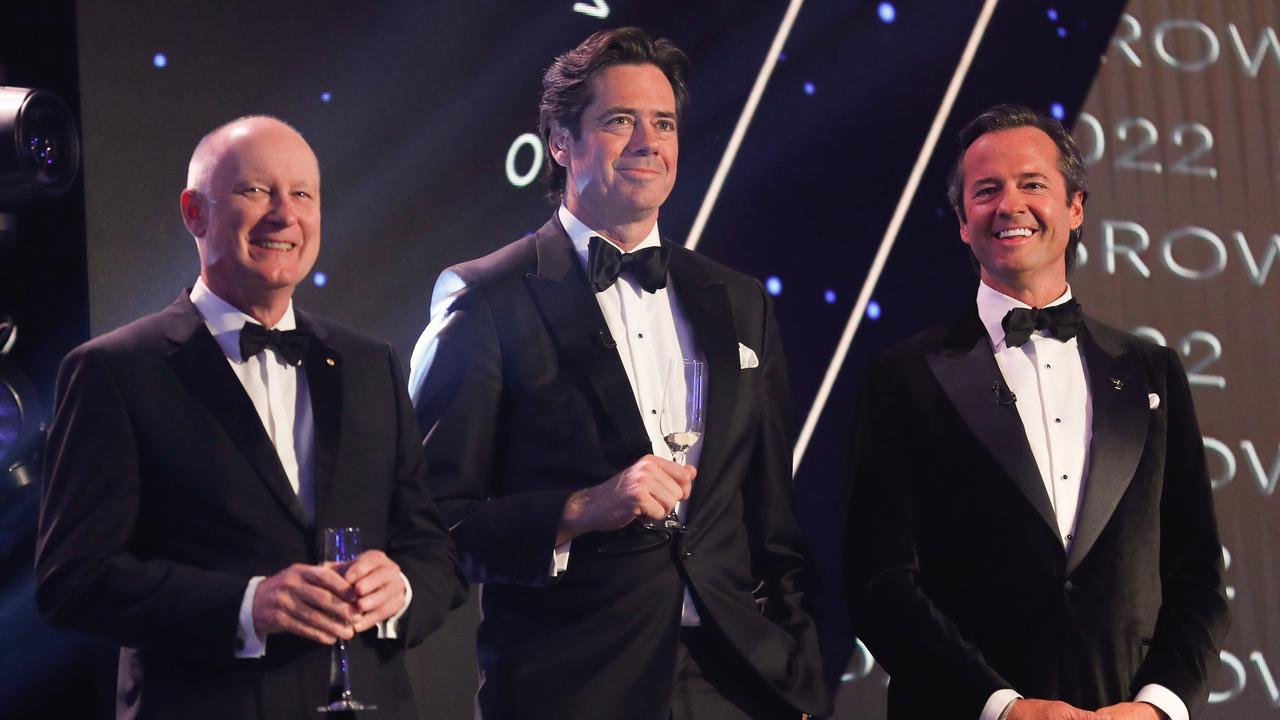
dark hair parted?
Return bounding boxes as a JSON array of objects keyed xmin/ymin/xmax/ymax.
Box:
[
  {"xmin": 947, "ymin": 104, "xmax": 1089, "ymax": 274},
  {"xmin": 538, "ymin": 27, "xmax": 690, "ymax": 202}
]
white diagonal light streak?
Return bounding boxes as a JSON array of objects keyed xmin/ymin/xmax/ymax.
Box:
[
  {"xmin": 791, "ymin": 0, "xmax": 1001, "ymax": 475},
  {"xmin": 685, "ymin": 0, "xmax": 805, "ymax": 251}
]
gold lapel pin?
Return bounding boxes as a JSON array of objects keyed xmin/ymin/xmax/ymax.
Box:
[
  {"xmin": 1111, "ymin": 378, "xmax": 1123, "ymax": 390},
  {"xmin": 325, "ymin": 357, "xmax": 336, "ymax": 367}
]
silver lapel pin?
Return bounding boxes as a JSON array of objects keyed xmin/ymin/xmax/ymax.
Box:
[{"xmin": 1111, "ymin": 378, "xmax": 1123, "ymax": 390}]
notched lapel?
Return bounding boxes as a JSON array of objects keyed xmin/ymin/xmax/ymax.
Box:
[
  {"xmin": 523, "ymin": 223, "xmax": 651, "ymax": 466},
  {"xmin": 164, "ymin": 302, "xmax": 310, "ymax": 530},
  {"xmin": 666, "ymin": 250, "xmax": 737, "ymax": 523},
  {"xmin": 1066, "ymin": 323, "xmax": 1149, "ymax": 574},
  {"xmin": 926, "ymin": 325, "xmax": 1059, "ymax": 537},
  {"xmin": 300, "ymin": 314, "xmax": 342, "ymax": 526}
]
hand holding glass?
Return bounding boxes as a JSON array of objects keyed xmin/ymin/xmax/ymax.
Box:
[
  {"xmin": 643, "ymin": 358, "xmax": 703, "ymax": 532},
  {"xmin": 317, "ymin": 527, "xmax": 377, "ymax": 713}
]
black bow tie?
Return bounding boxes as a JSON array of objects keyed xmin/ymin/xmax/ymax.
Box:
[
  {"xmin": 587, "ymin": 236, "xmax": 670, "ymax": 293},
  {"xmin": 1001, "ymin": 300, "xmax": 1083, "ymax": 347},
  {"xmin": 239, "ymin": 322, "xmax": 311, "ymax": 366}
]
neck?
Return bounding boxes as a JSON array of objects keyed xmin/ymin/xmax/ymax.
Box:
[
  {"xmin": 567, "ymin": 203, "xmax": 658, "ymax": 252},
  {"xmin": 203, "ymin": 275, "xmax": 291, "ymax": 328},
  {"xmin": 982, "ymin": 272, "xmax": 1068, "ymax": 309}
]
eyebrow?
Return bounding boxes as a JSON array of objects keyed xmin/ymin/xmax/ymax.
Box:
[
  {"xmin": 596, "ymin": 106, "xmax": 677, "ymax": 121},
  {"xmin": 971, "ymin": 171, "xmax": 1051, "ymax": 186}
]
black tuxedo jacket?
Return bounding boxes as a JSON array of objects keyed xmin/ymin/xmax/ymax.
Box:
[
  {"xmin": 410, "ymin": 216, "xmax": 831, "ymax": 719},
  {"xmin": 35, "ymin": 294, "xmax": 466, "ymax": 720},
  {"xmin": 845, "ymin": 311, "xmax": 1228, "ymax": 718}
]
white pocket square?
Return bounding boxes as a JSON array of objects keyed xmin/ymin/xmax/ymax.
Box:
[
  {"xmin": 738, "ymin": 342, "xmax": 759, "ymax": 369},
  {"xmin": 1148, "ymin": 393, "xmax": 1160, "ymax": 409}
]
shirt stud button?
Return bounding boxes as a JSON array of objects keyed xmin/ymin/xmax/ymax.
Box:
[
  {"xmin": 1061, "ymin": 474, "xmax": 1068, "ymax": 480},
  {"xmin": 1054, "ymin": 418, "xmax": 1062, "ymax": 423}
]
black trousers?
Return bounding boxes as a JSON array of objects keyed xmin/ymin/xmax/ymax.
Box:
[{"xmin": 669, "ymin": 627, "xmax": 804, "ymax": 720}]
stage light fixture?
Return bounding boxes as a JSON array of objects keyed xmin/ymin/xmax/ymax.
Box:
[
  {"xmin": 0, "ymin": 318, "xmax": 44, "ymax": 489},
  {"xmin": 0, "ymin": 86, "xmax": 81, "ymax": 206}
]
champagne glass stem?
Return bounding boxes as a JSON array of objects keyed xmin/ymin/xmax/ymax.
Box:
[{"xmin": 338, "ymin": 638, "xmax": 353, "ymax": 701}]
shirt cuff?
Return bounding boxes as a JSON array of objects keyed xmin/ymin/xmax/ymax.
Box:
[
  {"xmin": 1135, "ymin": 684, "xmax": 1186, "ymax": 720},
  {"xmin": 376, "ymin": 571, "xmax": 413, "ymax": 639},
  {"xmin": 235, "ymin": 576, "xmax": 267, "ymax": 658},
  {"xmin": 980, "ymin": 689, "xmax": 1022, "ymax": 720},
  {"xmin": 550, "ymin": 540, "xmax": 571, "ymax": 577}
]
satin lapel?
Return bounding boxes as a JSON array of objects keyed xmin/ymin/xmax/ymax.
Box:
[
  {"xmin": 1065, "ymin": 320, "xmax": 1149, "ymax": 574},
  {"xmin": 298, "ymin": 312, "xmax": 341, "ymax": 526},
  {"xmin": 665, "ymin": 250, "xmax": 737, "ymax": 523},
  {"xmin": 925, "ymin": 318, "xmax": 1058, "ymax": 535},
  {"xmin": 163, "ymin": 296, "xmax": 310, "ymax": 530},
  {"xmin": 522, "ymin": 219, "xmax": 652, "ymax": 466}
]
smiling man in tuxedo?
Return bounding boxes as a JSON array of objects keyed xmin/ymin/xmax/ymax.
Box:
[
  {"xmin": 35, "ymin": 115, "xmax": 465, "ymax": 719},
  {"xmin": 846, "ymin": 105, "xmax": 1228, "ymax": 720},
  {"xmin": 410, "ymin": 27, "xmax": 830, "ymax": 720}
]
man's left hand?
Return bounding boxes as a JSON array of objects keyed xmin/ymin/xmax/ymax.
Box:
[
  {"xmin": 341, "ymin": 550, "xmax": 406, "ymax": 632},
  {"xmin": 1095, "ymin": 703, "xmax": 1165, "ymax": 720}
]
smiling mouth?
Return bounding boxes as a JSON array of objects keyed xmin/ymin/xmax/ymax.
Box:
[
  {"xmin": 994, "ymin": 227, "xmax": 1035, "ymax": 239},
  {"xmin": 250, "ymin": 238, "xmax": 296, "ymax": 251}
]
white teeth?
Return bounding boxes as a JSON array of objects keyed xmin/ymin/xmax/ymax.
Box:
[
  {"xmin": 997, "ymin": 228, "xmax": 1033, "ymax": 239},
  {"xmin": 254, "ymin": 240, "xmax": 293, "ymax": 250}
]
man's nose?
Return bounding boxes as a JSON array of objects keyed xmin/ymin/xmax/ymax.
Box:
[
  {"xmin": 996, "ymin": 188, "xmax": 1025, "ymax": 217},
  {"xmin": 627, "ymin": 123, "xmax": 656, "ymax": 156},
  {"xmin": 264, "ymin": 194, "xmax": 299, "ymax": 226}
]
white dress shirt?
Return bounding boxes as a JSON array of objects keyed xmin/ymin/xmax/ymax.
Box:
[
  {"xmin": 973, "ymin": 281, "xmax": 1185, "ymax": 720},
  {"xmin": 554, "ymin": 205, "xmax": 705, "ymax": 626},
  {"xmin": 189, "ymin": 279, "xmax": 409, "ymax": 658}
]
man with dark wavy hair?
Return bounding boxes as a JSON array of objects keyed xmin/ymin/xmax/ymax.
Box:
[
  {"xmin": 411, "ymin": 27, "xmax": 830, "ymax": 720},
  {"xmin": 847, "ymin": 105, "xmax": 1228, "ymax": 720}
]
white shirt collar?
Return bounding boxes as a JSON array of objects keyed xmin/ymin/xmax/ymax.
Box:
[
  {"xmin": 190, "ymin": 276, "xmax": 297, "ymax": 362},
  {"xmin": 558, "ymin": 204, "xmax": 662, "ymax": 272},
  {"xmin": 976, "ymin": 280, "xmax": 1073, "ymax": 350}
]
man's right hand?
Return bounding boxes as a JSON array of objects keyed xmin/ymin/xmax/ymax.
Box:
[
  {"xmin": 252, "ymin": 563, "xmax": 361, "ymax": 644},
  {"xmin": 557, "ymin": 455, "xmax": 696, "ymax": 545},
  {"xmin": 1008, "ymin": 699, "xmax": 1111, "ymax": 720}
]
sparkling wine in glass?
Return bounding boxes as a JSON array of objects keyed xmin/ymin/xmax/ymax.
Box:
[
  {"xmin": 318, "ymin": 526, "xmax": 377, "ymax": 713},
  {"xmin": 647, "ymin": 358, "xmax": 704, "ymax": 532}
]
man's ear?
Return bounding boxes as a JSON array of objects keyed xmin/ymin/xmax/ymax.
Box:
[
  {"xmin": 180, "ymin": 189, "xmax": 206, "ymax": 236},
  {"xmin": 548, "ymin": 128, "xmax": 571, "ymax": 168},
  {"xmin": 1067, "ymin": 191, "xmax": 1084, "ymax": 230},
  {"xmin": 956, "ymin": 207, "xmax": 972, "ymax": 246}
]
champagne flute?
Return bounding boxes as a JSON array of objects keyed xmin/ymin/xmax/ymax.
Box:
[
  {"xmin": 645, "ymin": 358, "xmax": 703, "ymax": 532},
  {"xmin": 317, "ymin": 527, "xmax": 377, "ymax": 713}
]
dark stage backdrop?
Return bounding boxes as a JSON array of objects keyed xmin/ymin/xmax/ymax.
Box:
[{"xmin": 20, "ymin": 0, "xmax": 1263, "ymax": 717}]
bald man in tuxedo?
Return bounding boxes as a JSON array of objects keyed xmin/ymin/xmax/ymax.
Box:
[{"xmin": 36, "ymin": 115, "xmax": 465, "ymax": 719}]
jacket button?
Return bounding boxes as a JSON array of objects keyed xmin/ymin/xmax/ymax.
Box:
[{"xmin": 682, "ymin": 551, "xmax": 693, "ymax": 559}]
